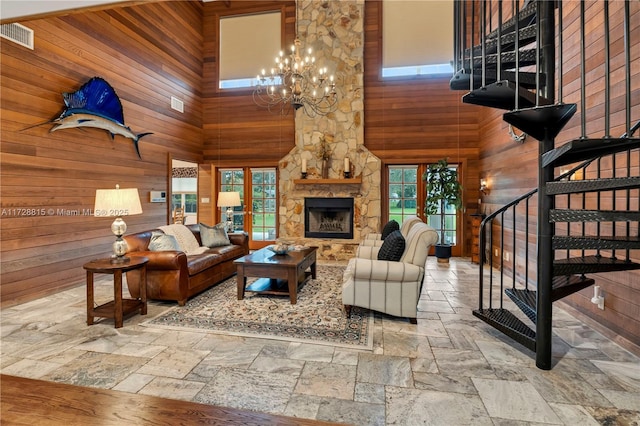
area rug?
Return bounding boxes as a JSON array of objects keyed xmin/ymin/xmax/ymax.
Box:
[{"xmin": 142, "ymin": 265, "xmax": 374, "ymax": 349}]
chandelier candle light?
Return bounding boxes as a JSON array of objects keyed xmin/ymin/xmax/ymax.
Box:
[
  {"xmin": 253, "ymin": 3, "xmax": 338, "ymax": 117},
  {"xmin": 94, "ymin": 184, "xmax": 143, "ymax": 263}
]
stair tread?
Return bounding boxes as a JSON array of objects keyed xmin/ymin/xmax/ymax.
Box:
[
  {"xmin": 463, "ymin": 80, "xmax": 551, "ymax": 110},
  {"xmin": 505, "ymin": 288, "xmax": 537, "ymax": 324},
  {"xmin": 450, "ymin": 69, "xmax": 543, "ymax": 91},
  {"xmin": 553, "ymin": 255, "xmax": 640, "ymax": 275},
  {"xmin": 506, "ymin": 275, "xmax": 595, "ymax": 306},
  {"xmin": 555, "ymin": 255, "xmax": 640, "ymax": 265},
  {"xmin": 542, "ymin": 137, "xmax": 640, "ymax": 168},
  {"xmin": 472, "ymin": 49, "xmax": 538, "ymax": 68},
  {"xmin": 546, "ymin": 177, "xmax": 640, "ymax": 194},
  {"xmin": 553, "ymin": 235, "xmax": 640, "ymax": 250},
  {"xmin": 465, "ymin": 24, "xmax": 538, "ymax": 57},
  {"xmin": 486, "ymin": 1, "xmax": 538, "ymax": 40},
  {"xmin": 473, "ymin": 308, "xmax": 536, "ymax": 351},
  {"xmin": 503, "ymin": 104, "xmax": 577, "ymax": 141},
  {"xmin": 550, "ymin": 209, "xmax": 640, "ymax": 222},
  {"xmin": 549, "ymin": 275, "xmax": 596, "ymax": 300}
]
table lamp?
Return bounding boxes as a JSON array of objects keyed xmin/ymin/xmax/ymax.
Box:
[
  {"xmin": 94, "ymin": 184, "xmax": 143, "ymax": 263},
  {"xmin": 217, "ymin": 191, "xmax": 241, "ymax": 232}
]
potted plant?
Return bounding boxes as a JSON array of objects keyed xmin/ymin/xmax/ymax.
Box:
[{"xmin": 423, "ymin": 158, "xmax": 463, "ymax": 262}]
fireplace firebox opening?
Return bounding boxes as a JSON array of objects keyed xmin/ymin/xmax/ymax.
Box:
[{"xmin": 304, "ymin": 197, "xmax": 354, "ymax": 239}]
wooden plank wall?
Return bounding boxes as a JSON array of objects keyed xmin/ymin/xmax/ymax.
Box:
[
  {"xmin": 478, "ymin": 0, "xmax": 640, "ymax": 345},
  {"xmin": 0, "ymin": 2, "xmax": 204, "ymax": 307},
  {"xmin": 201, "ymin": 1, "xmax": 296, "ymax": 167},
  {"xmin": 363, "ymin": 0, "xmax": 482, "ymax": 254}
]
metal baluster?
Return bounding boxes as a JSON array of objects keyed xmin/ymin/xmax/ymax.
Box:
[
  {"xmin": 481, "ymin": 0, "xmax": 486, "ymax": 87},
  {"xmin": 514, "ymin": 0, "xmax": 520, "ymax": 110},
  {"xmin": 513, "ymin": 204, "xmax": 517, "ymax": 289},
  {"xmin": 470, "ymin": 1, "xmax": 475, "ymax": 92},
  {"xmin": 580, "ymin": 0, "xmax": 586, "ymax": 139},
  {"xmin": 500, "ymin": 211, "xmax": 505, "ymax": 309},
  {"xmin": 525, "ymin": 196, "xmax": 530, "ymax": 290},
  {"xmin": 557, "ymin": 0, "xmax": 563, "ymax": 102},
  {"xmin": 535, "ymin": 0, "xmax": 540, "ymax": 105},
  {"xmin": 497, "ymin": 0, "xmax": 503, "ymax": 83}
]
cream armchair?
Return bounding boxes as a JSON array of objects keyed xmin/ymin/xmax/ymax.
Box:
[
  {"xmin": 361, "ymin": 216, "xmax": 423, "ymax": 247},
  {"xmin": 342, "ymin": 221, "xmax": 439, "ymax": 322}
]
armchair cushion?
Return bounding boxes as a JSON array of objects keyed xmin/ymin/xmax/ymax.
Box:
[
  {"xmin": 200, "ymin": 222, "xmax": 230, "ymax": 247},
  {"xmin": 377, "ymin": 230, "xmax": 405, "ymax": 261},
  {"xmin": 381, "ymin": 219, "xmax": 400, "ymax": 239}
]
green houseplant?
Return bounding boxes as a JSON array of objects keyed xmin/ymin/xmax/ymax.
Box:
[{"xmin": 423, "ymin": 158, "xmax": 463, "ymax": 261}]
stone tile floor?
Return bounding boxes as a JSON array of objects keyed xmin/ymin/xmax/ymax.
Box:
[{"xmin": 1, "ymin": 258, "xmax": 639, "ymax": 425}]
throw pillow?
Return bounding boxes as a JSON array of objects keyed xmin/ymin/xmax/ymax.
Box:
[
  {"xmin": 148, "ymin": 232, "xmax": 181, "ymax": 251},
  {"xmin": 377, "ymin": 230, "xmax": 405, "ymax": 261},
  {"xmin": 381, "ymin": 219, "xmax": 400, "ymax": 239},
  {"xmin": 200, "ymin": 222, "xmax": 230, "ymax": 247},
  {"xmin": 158, "ymin": 224, "xmax": 201, "ymax": 254}
]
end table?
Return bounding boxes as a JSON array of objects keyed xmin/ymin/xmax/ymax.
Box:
[{"xmin": 83, "ymin": 256, "xmax": 149, "ymax": 328}]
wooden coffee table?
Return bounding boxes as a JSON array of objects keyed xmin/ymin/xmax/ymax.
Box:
[{"xmin": 234, "ymin": 246, "xmax": 317, "ymax": 304}]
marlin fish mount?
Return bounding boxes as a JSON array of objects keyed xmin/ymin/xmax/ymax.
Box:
[{"xmin": 48, "ymin": 77, "xmax": 151, "ymax": 159}]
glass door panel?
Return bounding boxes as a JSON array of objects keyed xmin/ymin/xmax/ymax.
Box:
[
  {"xmin": 219, "ymin": 169, "xmax": 245, "ymax": 232},
  {"xmin": 219, "ymin": 167, "xmax": 277, "ymax": 250},
  {"xmin": 249, "ymin": 168, "xmax": 277, "ymax": 249},
  {"xmin": 386, "ymin": 163, "xmax": 461, "ymax": 257},
  {"xmin": 388, "ymin": 166, "xmax": 419, "ymax": 224}
]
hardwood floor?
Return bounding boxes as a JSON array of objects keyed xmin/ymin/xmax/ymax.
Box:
[{"xmin": 0, "ymin": 375, "xmax": 341, "ymax": 426}]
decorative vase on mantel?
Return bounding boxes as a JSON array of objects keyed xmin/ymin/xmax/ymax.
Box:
[{"xmin": 321, "ymin": 159, "xmax": 329, "ymax": 179}]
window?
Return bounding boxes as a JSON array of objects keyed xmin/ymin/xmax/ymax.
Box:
[
  {"xmin": 388, "ymin": 165, "xmax": 418, "ymax": 224},
  {"xmin": 171, "ymin": 193, "xmax": 196, "ymax": 214},
  {"xmin": 219, "ymin": 11, "xmax": 281, "ymax": 89},
  {"xmin": 382, "ymin": 0, "xmax": 454, "ymax": 78}
]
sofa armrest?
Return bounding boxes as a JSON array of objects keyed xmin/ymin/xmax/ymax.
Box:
[
  {"xmin": 360, "ymin": 239, "xmax": 384, "ymax": 248},
  {"xmin": 228, "ymin": 232, "xmax": 249, "ymax": 253},
  {"xmin": 364, "ymin": 233, "xmax": 382, "ymax": 241},
  {"xmin": 356, "ymin": 245, "xmax": 381, "ymax": 259},
  {"xmin": 346, "ymin": 258, "xmax": 424, "ymax": 282},
  {"xmin": 130, "ymin": 251, "xmax": 187, "ymax": 271}
]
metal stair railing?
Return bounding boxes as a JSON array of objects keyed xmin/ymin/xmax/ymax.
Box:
[{"xmin": 457, "ymin": 0, "xmax": 639, "ymax": 370}]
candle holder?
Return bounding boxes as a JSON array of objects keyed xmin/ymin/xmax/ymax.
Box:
[
  {"xmin": 344, "ymin": 170, "xmax": 351, "ymax": 179},
  {"xmin": 301, "ymin": 172, "xmax": 308, "ymax": 179}
]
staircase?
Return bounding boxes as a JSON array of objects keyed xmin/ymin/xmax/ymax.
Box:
[{"xmin": 451, "ymin": 0, "xmax": 640, "ymax": 369}]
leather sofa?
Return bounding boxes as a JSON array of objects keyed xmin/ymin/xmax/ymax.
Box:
[{"xmin": 123, "ymin": 224, "xmax": 249, "ymax": 306}]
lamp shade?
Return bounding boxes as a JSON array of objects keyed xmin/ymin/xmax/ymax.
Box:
[
  {"xmin": 94, "ymin": 185, "xmax": 143, "ymax": 217},
  {"xmin": 217, "ymin": 191, "xmax": 241, "ymax": 207}
]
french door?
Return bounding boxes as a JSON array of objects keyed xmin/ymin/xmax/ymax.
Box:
[
  {"xmin": 219, "ymin": 167, "xmax": 277, "ymax": 250},
  {"xmin": 386, "ymin": 164, "xmax": 462, "ymax": 257}
]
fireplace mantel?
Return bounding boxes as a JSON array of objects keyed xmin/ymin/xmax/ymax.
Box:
[{"xmin": 293, "ymin": 177, "xmax": 362, "ymax": 185}]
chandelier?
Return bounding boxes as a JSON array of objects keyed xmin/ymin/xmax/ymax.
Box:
[{"xmin": 252, "ymin": 5, "xmax": 338, "ymax": 117}]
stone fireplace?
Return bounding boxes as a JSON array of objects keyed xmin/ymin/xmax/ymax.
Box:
[{"xmin": 277, "ymin": 1, "xmax": 381, "ymax": 261}]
